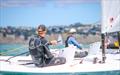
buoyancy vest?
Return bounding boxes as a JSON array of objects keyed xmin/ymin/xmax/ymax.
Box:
[
  {"xmin": 65, "ymin": 36, "xmax": 71, "ymax": 47},
  {"xmin": 29, "ymin": 36, "xmax": 53, "ymax": 67}
]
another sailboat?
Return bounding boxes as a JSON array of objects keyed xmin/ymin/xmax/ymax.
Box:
[{"xmin": 57, "ymin": 34, "xmax": 63, "ymax": 45}]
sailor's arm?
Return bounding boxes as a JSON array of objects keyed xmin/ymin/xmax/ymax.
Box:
[{"xmin": 70, "ymin": 37, "xmax": 82, "ymax": 49}]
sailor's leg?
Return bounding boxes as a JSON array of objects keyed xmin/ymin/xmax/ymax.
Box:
[
  {"xmin": 43, "ymin": 46, "xmax": 54, "ymax": 59},
  {"xmin": 74, "ymin": 51, "xmax": 88, "ymax": 58},
  {"xmin": 46, "ymin": 57, "xmax": 66, "ymax": 66}
]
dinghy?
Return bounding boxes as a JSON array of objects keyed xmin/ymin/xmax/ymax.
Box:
[
  {"xmin": 0, "ymin": 0, "xmax": 120, "ymax": 75},
  {"xmin": 0, "ymin": 50, "xmax": 120, "ymax": 74}
]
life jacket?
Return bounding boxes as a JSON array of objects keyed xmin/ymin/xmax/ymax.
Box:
[
  {"xmin": 114, "ymin": 41, "xmax": 119, "ymax": 47},
  {"xmin": 29, "ymin": 36, "xmax": 45, "ymax": 67},
  {"xmin": 65, "ymin": 36, "xmax": 71, "ymax": 47}
]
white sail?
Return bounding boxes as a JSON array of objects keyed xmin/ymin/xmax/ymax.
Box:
[
  {"xmin": 57, "ymin": 34, "xmax": 63, "ymax": 45},
  {"xmin": 101, "ymin": 0, "xmax": 120, "ymax": 33}
]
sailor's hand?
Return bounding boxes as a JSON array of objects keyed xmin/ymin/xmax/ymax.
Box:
[{"xmin": 50, "ymin": 40, "xmax": 57, "ymax": 45}]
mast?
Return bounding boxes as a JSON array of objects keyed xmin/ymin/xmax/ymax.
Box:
[
  {"xmin": 101, "ymin": 0, "xmax": 120, "ymax": 63},
  {"xmin": 101, "ymin": 34, "xmax": 106, "ymax": 63}
]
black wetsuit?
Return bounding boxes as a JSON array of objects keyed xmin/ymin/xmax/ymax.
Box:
[{"xmin": 29, "ymin": 36, "xmax": 66, "ymax": 67}]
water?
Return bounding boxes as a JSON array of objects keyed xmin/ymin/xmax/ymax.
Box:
[
  {"xmin": 0, "ymin": 44, "xmax": 29, "ymax": 56},
  {"xmin": 0, "ymin": 44, "xmax": 89, "ymax": 56},
  {"xmin": 0, "ymin": 44, "xmax": 66, "ymax": 56},
  {"xmin": 0, "ymin": 70, "xmax": 120, "ymax": 75}
]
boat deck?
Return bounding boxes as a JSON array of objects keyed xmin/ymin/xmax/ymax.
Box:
[{"xmin": 0, "ymin": 54, "xmax": 120, "ymax": 73}]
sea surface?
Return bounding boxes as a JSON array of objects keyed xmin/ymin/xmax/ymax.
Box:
[
  {"xmin": 0, "ymin": 70, "xmax": 120, "ymax": 75},
  {"xmin": 0, "ymin": 44, "xmax": 120, "ymax": 75},
  {"xmin": 0, "ymin": 43, "xmax": 89, "ymax": 56},
  {"xmin": 0, "ymin": 43, "xmax": 29, "ymax": 56}
]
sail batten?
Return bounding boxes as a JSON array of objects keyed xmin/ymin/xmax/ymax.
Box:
[{"xmin": 101, "ymin": 0, "xmax": 120, "ymax": 33}]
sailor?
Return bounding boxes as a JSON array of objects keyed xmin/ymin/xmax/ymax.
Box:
[
  {"xmin": 105, "ymin": 36, "xmax": 119, "ymax": 49},
  {"xmin": 65, "ymin": 28, "xmax": 88, "ymax": 58},
  {"xmin": 29, "ymin": 24, "xmax": 66, "ymax": 67},
  {"xmin": 65, "ymin": 28, "xmax": 82, "ymax": 49}
]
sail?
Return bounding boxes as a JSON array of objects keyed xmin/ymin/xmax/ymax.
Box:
[
  {"xmin": 57, "ymin": 34, "xmax": 63, "ymax": 45},
  {"xmin": 101, "ymin": 0, "xmax": 120, "ymax": 33}
]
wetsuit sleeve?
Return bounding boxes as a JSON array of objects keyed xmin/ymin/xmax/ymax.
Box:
[{"xmin": 70, "ymin": 37, "xmax": 82, "ymax": 49}]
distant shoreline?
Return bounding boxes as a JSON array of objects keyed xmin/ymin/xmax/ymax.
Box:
[
  {"xmin": 0, "ymin": 33, "xmax": 101, "ymax": 45},
  {"xmin": 0, "ymin": 34, "xmax": 28, "ymax": 44}
]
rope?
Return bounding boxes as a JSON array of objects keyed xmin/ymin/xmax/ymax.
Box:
[
  {"xmin": 0, "ymin": 45, "xmax": 28, "ymax": 55},
  {"xmin": 6, "ymin": 51, "xmax": 29, "ymax": 62}
]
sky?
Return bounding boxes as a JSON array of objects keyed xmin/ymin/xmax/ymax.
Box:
[{"xmin": 0, "ymin": 0, "xmax": 101, "ymax": 27}]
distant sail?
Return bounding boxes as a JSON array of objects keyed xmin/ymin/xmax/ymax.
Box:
[
  {"xmin": 57, "ymin": 34, "xmax": 63, "ymax": 45},
  {"xmin": 101, "ymin": 0, "xmax": 120, "ymax": 33}
]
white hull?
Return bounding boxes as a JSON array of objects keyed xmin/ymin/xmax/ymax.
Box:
[
  {"xmin": 0, "ymin": 42, "xmax": 120, "ymax": 74},
  {"xmin": 0, "ymin": 53, "xmax": 120, "ymax": 73}
]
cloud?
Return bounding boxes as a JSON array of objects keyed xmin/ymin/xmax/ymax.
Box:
[
  {"xmin": 0, "ymin": 0, "xmax": 47, "ymax": 8},
  {"xmin": 56, "ymin": 0, "xmax": 100, "ymax": 4},
  {"xmin": 55, "ymin": 0, "xmax": 100, "ymax": 7},
  {"xmin": 0, "ymin": 0, "xmax": 100, "ymax": 8}
]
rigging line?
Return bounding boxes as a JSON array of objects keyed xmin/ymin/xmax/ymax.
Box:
[{"xmin": 6, "ymin": 51, "xmax": 29, "ymax": 63}]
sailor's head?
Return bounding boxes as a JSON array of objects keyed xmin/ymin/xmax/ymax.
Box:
[
  {"xmin": 37, "ymin": 24, "xmax": 47, "ymax": 37},
  {"xmin": 69, "ymin": 28, "xmax": 76, "ymax": 34}
]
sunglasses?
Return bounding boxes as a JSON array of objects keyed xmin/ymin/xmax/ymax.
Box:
[
  {"xmin": 38, "ymin": 30, "xmax": 43, "ymax": 32},
  {"xmin": 38, "ymin": 30, "xmax": 46, "ymax": 34}
]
